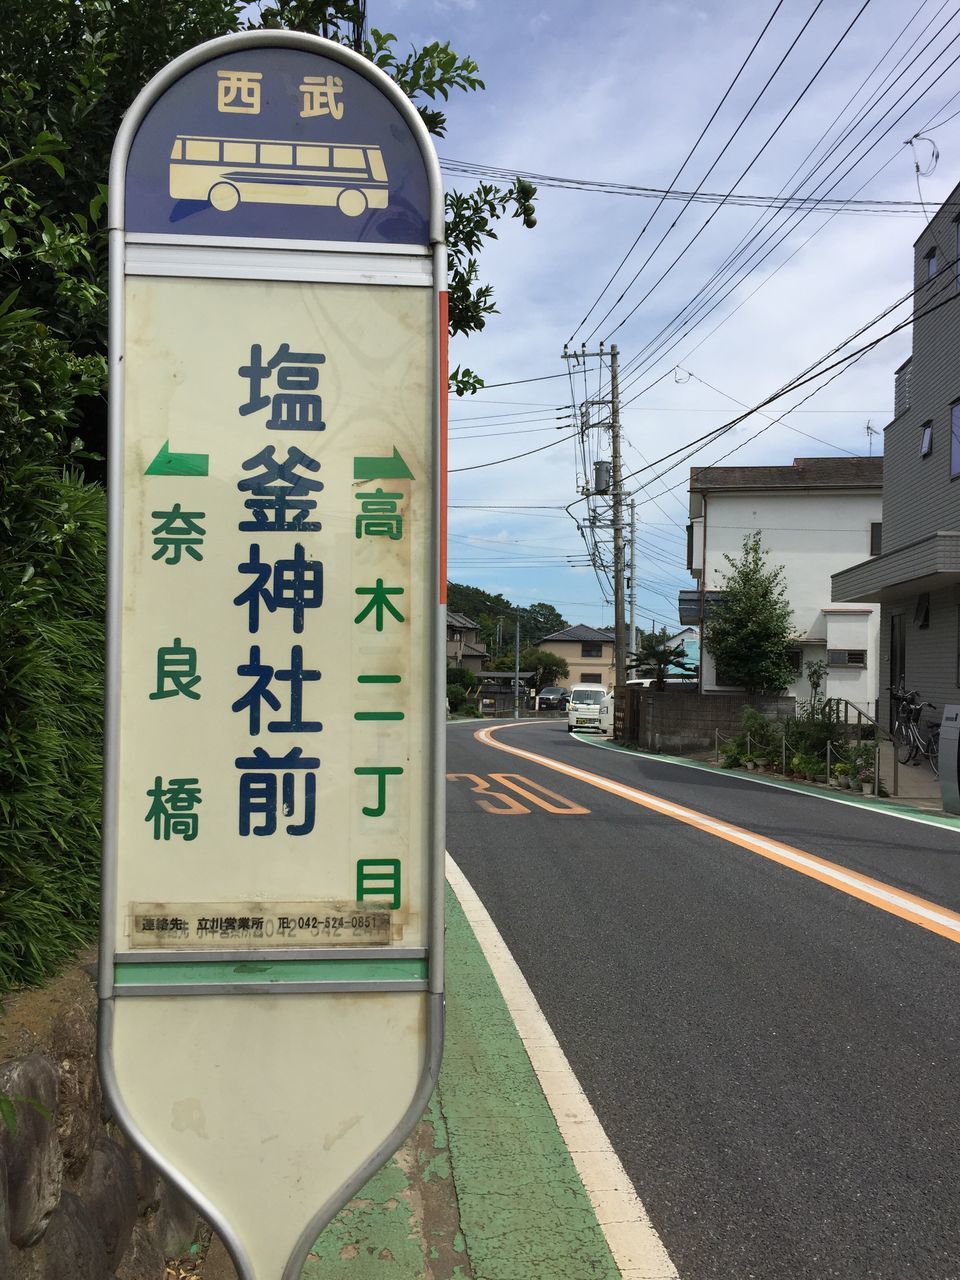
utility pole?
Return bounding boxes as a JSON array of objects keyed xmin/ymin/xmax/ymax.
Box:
[
  {"xmin": 609, "ymin": 345, "xmax": 626, "ymax": 688},
  {"xmin": 513, "ymin": 611, "xmax": 521, "ymax": 720},
  {"xmin": 562, "ymin": 342, "xmax": 627, "ymax": 688},
  {"xmin": 629, "ymin": 497, "xmax": 637, "ymax": 673}
]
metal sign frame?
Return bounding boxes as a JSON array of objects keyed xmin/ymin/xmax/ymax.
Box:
[{"xmin": 99, "ymin": 31, "xmax": 446, "ymax": 1280}]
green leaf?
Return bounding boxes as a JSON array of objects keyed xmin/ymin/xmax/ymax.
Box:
[
  {"xmin": 0, "ymin": 1096, "xmax": 17, "ymax": 1136},
  {"xmin": 42, "ymin": 154, "xmax": 65, "ymax": 179}
]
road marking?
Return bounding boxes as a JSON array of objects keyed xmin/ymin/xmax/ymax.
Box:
[
  {"xmin": 475, "ymin": 723, "xmax": 960, "ymax": 946},
  {"xmin": 446, "ymin": 853, "xmax": 679, "ymax": 1280},
  {"xmin": 447, "ymin": 771, "xmax": 589, "ymax": 815},
  {"xmin": 490, "ymin": 773, "xmax": 590, "ymax": 814}
]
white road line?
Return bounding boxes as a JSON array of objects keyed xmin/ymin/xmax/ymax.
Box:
[{"xmin": 446, "ymin": 852, "xmax": 679, "ymax": 1280}]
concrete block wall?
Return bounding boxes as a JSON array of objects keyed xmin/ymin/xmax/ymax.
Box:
[{"xmin": 619, "ymin": 687, "xmax": 796, "ymax": 753}]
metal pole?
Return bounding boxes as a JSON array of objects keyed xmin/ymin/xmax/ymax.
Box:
[
  {"xmin": 610, "ymin": 344, "xmax": 626, "ymax": 689},
  {"xmin": 715, "ymin": 728, "xmax": 719, "ymax": 764},
  {"xmin": 513, "ymin": 610, "xmax": 520, "ymax": 719},
  {"xmin": 827, "ymin": 740, "xmax": 832, "ymax": 781},
  {"xmin": 629, "ymin": 497, "xmax": 636, "ymax": 672},
  {"xmin": 874, "ymin": 743, "xmax": 880, "ymax": 797},
  {"xmin": 782, "ymin": 734, "xmax": 787, "ymax": 775}
]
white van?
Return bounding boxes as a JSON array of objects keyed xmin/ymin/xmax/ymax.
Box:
[{"xmin": 567, "ymin": 685, "xmax": 613, "ymax": 734}]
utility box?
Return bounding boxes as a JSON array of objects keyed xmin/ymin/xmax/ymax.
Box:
[{"xmin": 939, "ymin": 705, "xmax": 960, "ymax": 813}]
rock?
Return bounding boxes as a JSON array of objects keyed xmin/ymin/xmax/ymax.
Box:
[
  {"xmin": 50, "ymin": 1006, "xmax": 101, "ymax": 1181},
  {"xmin": 31, "ymin": 1191, "xmax": 111, "ymax": 1280},
  {"xmin": 148, "ymin": 1178, "xmax": 198, "ymax": 1256},
  {"xmin": 114, "ymin": 1221, "xmax": 168, "ymax": 1280},
  {"xmin": 0, "ymin": 1054, "xmax": 62, "ymax": 1246},
  {"xmin": 116, "ymin": 1138, "xmax": 162, "ymax": 1214},
  {"xmin": 0, "ymin": 1146, "xmax": 15, "ymax": 1278},
  {"xmin": 76, "ymin": 1135, "xmax": 137, "ymax": 1267}
]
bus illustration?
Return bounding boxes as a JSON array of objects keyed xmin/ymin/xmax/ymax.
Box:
[{"xmin": 168, "ymin": 135, "xmax": 389, "ymax": 217}]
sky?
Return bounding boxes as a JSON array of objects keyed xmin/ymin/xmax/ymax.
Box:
[{"xmin": 375, "ymin": 0, "xmax": 960, "ymax": 633}]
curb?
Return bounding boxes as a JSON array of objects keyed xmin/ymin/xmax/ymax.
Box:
[{"xmin": 574, "ymin": 734, "xmax": 960, "ymax": 832}]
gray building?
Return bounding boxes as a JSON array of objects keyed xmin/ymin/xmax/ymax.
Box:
[{"xmin": 832, "ymin": 179, "xmax": 960, "ymax": 729}]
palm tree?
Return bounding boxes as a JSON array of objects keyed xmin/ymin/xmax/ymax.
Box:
[{"xmin": 629, "ymin": 632, "xmax": 698, "ymax": 692}]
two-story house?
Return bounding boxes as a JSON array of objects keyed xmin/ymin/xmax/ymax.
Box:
[
  {"xmin": 681, "ymin": 456, "xmax": 883, "ymax": 715},
  {"xmin": 446, "ymin": 611, "xmax": 487, "ymax": 674},
  {"xmin": 534, "ymin": 624, "xmax": 615, "ymax": 689},
  {"xmin": 833, "ymin": 180, "xmax": 960, "ymax": 727}
]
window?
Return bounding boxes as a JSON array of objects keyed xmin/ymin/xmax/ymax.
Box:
[
  {"xmin": 185, "ymin": 139, "xmax": 219, "ymax": 161},
  {"xmin": 952, "ymin": 403, "xmax": 960, "ymax": 477},
  {"xmin": 333, "ymin": 147, "xmax": 365, "ymax": 169},
  {"xmin": 914, "ymin": 593, "xmax": 930, "ymax": 629},
  {"xmin": 223, "ymin": 141, "xmax": 256, "ymax": 163},
  {"xmin": 827, "ymin": 649, "xmax": 867, "ymax": 667},
  {"xmin": 170, "ymin": 139, "xmax": 184, "ymax": 160},
  {"xmin": 259, "ymin": 143, "xmax": 293, "ymax": 165},
  {"xmin": 786, "ymin": 647, "xmax": 803, "ymax": 678},
  {"xmin": 926, "ymin": 247, "xmax": 938, "ymax": 280},
  {"xmin": 579, "ymin": 673, "xmax": 602, "ymax": 684},
  {"xmin": 920, "ymin": 422, "xmax": 933, "ymax": 458},
  {"xmin": 297, "ymin": 145, "xmax": 330, "ymax": 168},
  {"xmin": 580, "ymin": 641, "xmax": 603, "ymax": 657},
  {"xmin": 870, "ymin": 522, "xmax": 882, "ymax": 556}
]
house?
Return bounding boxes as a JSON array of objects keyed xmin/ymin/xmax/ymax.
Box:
[
  {"xmin": 446, "ymin": 611, "xmax": 487, "ymax": 674},
  {"xmin": 534, "ymin": 624, "xmax": 615, "ymax": 690},
  {"xmin": 668, "ymin": 625, "xmax": 700, "ymax": 674},
  {"xmin": 681, "ymin": 456, "xmax": 883, "ymax": 715},
  {"xmin": 832, "ymin": 179, "xmax": 960, "ymax": 729}
]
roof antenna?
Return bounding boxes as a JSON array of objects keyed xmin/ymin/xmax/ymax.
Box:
[{"xmin": 866, "ymin": 419, "xmax": 879, "ymax": 457}]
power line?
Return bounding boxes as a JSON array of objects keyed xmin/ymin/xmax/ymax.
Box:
[
  {"xmin": 565, "ymin": 0, "xmax": 786, "ymax": 344},
  {"xmin": 449, "ymin": 429, "xmax": 580, "ymax": 473},
  {"xmin": 615, "ymin": 8, "xmax": 960, "ymax": 393},
  {"xmin": 574, "ymin": 258, "xmax": 960, "ymax": 508},
  {"xmin": 440, "ymin": 158, "xmax": 939, "ymax": 214},
  {"xmin": 595, "ymin": 0, "xmax": 874, "ymax": 345}
]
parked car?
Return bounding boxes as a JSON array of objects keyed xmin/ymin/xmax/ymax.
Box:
[{"xmin": 537, "ymin": 686, "xmax": 569, "ymax": 711}]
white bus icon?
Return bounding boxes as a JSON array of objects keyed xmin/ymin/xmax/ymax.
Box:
[{"xmin": 168, "ymin": 135, "xmax": 389, "ymax": 216}]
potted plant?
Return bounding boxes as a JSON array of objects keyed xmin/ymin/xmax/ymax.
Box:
[
  {"xmin": 753, "ymin": 754, "xmax": 769, "ymax": 772},
  {"xmin": 832, "ymin": 762, "xmax": 851, "ymax": 789},
  {"xmin": 857, "ymin": 768, "xmax": 875, "ymax": 794},
  {"xmin": 742, "ymin": 753, "xmax": 756, "ymax": 771},
  {"xmin": 796, "ymin": 754, "xmax": 819, "ymax": 781}
]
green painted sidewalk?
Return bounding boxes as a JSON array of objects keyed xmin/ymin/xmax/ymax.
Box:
[{"xmin": 201, "ymin": 884, "xmax": 618, "ymax": 1280}]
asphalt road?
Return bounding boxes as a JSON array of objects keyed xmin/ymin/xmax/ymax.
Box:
[{"xmin": 446, "ymin": 719, "xmax": 960, "ymax": 1280}]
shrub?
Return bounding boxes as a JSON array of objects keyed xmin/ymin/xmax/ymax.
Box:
[{"xmin": 0, "ymin": 301, "xmax": 106, "ymax": 991}]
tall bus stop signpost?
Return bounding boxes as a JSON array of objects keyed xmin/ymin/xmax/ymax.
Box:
[{"xmin": 100, "ymin": 32, "xmax": 446, "ymax": 1280}]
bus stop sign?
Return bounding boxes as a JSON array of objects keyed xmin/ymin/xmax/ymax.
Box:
[{"xmin": 100, "ymin": 32, "xmax": 446, "ymax": 1280}]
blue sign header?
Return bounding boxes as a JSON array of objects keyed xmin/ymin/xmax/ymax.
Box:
[{"xmin": 125, "ymin": 48, "xmax": 431, "ymax": 245}]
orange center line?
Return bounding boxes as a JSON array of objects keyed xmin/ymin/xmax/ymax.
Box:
[{"xmin": 473, "ymin": 723, "xmax": 960, "ymax": 945}]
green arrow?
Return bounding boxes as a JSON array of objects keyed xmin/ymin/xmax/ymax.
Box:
[
  {"xmin": 145, "ymin": 441, "xmax": 209, "ymax": 477},
  {"xmin": 353, "ymin": 447, "xmax": 414, "ymax": 482}
]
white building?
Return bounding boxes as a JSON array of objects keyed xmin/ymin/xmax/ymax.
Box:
[{"xmin": 680, "ymin": 457, "xmax": 883, "ymax": 716}]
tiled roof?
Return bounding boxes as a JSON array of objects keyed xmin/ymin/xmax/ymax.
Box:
[
  {"xmin": 690, "ymin": 456, "xmax": 883, "ymax": 492},
  {"xmin": 537, "ymin": 624, "xmax": 614, "ymax": 644},
  {"xmin": 447, "ymin": 610, "xmax": 480, "ymax": 630}
]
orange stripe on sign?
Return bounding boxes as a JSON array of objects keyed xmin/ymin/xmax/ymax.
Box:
[
  {"xmin": 474, "ymin": 723, "xmax": 960, "ymax": 946},
  {"xmin": 438, "ymin": 291, "xmax": 448, "ymax": 606}
]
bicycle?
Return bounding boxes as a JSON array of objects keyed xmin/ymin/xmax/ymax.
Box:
[{"xmin": 891, "ymin": 685, "xmax": 940, "ymax": 777}]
